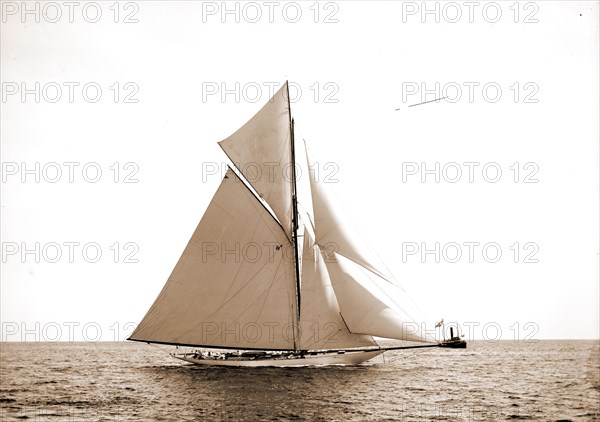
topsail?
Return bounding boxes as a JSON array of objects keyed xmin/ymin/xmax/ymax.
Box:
[{"xmin": 218, "ymin": 83, "xmax": 294, "ymax": 237}]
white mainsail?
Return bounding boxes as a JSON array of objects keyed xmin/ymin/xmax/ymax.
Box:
[
  {"xmin": 129, "ymin": 168, "xmax": 297, "ymax": 350},
  {"xmin": 131, "ymin": 81, "xmax": 435, "ymax": 353}
]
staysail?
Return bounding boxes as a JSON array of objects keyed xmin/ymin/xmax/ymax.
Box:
[
  {"xmin": 129, "ymin": 168, "xmax": 297, "ymax": 350},
  {"xmin": 298, "ymin": 230, "xmax": 377, "ymax": 350}
]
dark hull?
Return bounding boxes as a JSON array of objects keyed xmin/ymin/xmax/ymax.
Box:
[{"xmin": 440, "ymin": 339, "xmax": 467, "ymax": 349}]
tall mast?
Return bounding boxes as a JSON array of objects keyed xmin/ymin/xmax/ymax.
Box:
[{"xmin": 287, "ymin": 82, "xmax": 302, "ymax": 350}]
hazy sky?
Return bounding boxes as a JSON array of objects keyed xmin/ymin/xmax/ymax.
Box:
[{"xmin": 1, "ymin": 1, "xmax": 598, "ymax": 342}]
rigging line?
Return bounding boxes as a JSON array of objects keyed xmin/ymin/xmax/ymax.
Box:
[
  {"xmin": 354, "ymin": 262, "xmax": 407, "ymax": 315},
  {"xmin": 321, "ymin": 242, "xmax": 401, "ymax": 292},
  {"xmin": 224, "ymin": 240, "xmax": 289, "ymax": 327},
  {"xmin": 353, "ymin": 254, "xmax": 429, "ymax": 324},
  {"xmin": 307, "ymin": 343, "xmax": 442, "ymax": 354},
  {"xmin": 199, "ymin": 246, "xmax": 284, "ymax": 324},
  {"xmin": 220, "ymin": 160, "xmax": 291, "ymax": 243},
  {"xmin": 199, "ymin": 228, "xmax": 286, "ymax": 326},
  {"xmin": 186, "ymin": 208, "xmax": 291, "ymax": 336},
  {"xmin": 243, "ymin": 172, "xmax": 293, "ymax": 251},
  {"xmin": 132, "ymin": 185, "xmax": 249, "ymax": 330},
  {"xmin": 313, "ymin": 247, "xmax": 378, "ymax": 347},
  {"xmin": 200, "ymin": 172, "xmax": 270, "ymax": 320},
  {"xmin": 345, "ymin": 259, "xmax": 426, "ymax": 328},
  {"xmin": 222, "ymin": 272, "xmax": 282, "ymax": 333},
  {"xmin": 303, "ymin": 140, "xmax": 400, "ymax": 288},
  {"xmin": 216, "ymin": 195, "xmax": 266, "ymax": 314},
  {"xmin": 229, "ymin": 165, "xmax": 293, "ymax": 247},
  {"xmin": 244, "ymin": 256, "xmax": 287, "ymax": 325},
  {"xmin": 218, "ymin": 169, "xmax": 295, "ymax": 325}
]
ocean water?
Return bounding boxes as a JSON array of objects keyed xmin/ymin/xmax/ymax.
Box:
[{"xmin": 1, "ymin": 340, "xmax": 598, "ymax": 421}]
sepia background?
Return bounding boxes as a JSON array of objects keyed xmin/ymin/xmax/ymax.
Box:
[{"xmin": 1, "ymin": 1, "xmax": 598, "ymax": 342}]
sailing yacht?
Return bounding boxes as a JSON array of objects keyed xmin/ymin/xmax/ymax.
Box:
[{"xmin": 128, "ymin": 81, "xmax": 465, "ymax": 367}]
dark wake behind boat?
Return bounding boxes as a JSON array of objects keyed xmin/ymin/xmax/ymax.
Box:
[{"xmin": 128, "ymin": 81, "xmax": 466, "ymax": 366}]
